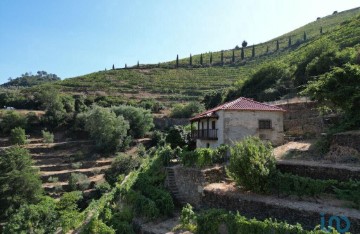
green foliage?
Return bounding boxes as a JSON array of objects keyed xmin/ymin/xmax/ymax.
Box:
[
  {"xmin": 134, "ymin": 194, "xmax": 160, "ymax": 219},
  {"xmin": 195, "ymin": 209, "xmax": 330, "ymax": 234},
  {"xmin": 240, "ymin": 62, "xmax": 292, "ymax": 101},
  {"xmin": 2, "ymin": 71, "xmax": 60, "ymax": 87},
  {"xmin": 4, "ymin": 196, "xmax": 58, "ymax": 234},
  {"xmin": 68, "ymin": 173, "xmax": 90, "ymax": 191},
  {"xmin": 202, "ymin": 90, "xmax": 224, "ymax": 109},
  {"xmin": 180, "ymin": 203, "xmax": 196, "ymax": 227},
  {"xmin": 170, "ymin": 101, "xmax": 205, "ymax": 118},
  {"xmin": 41, "ymin": 130, "xmax": 54, "ymax": 143},
  {"xmin": 150, "ymin": 130, "xmax": 165, "ymax": 147},
  {"xmin": 0, "ymin": 111, "xmax": 27, "ymax": 134},
  {"xmin": 0, "ymin": 146, "xmax": 43, "ymax": 219},
  {"xmin": 180, "ymin": 145, "xmax": 228, "ymax": 167},
  {"xmin": 111, "ymin": 105, "xmax": 154, "ymax": 138},
  {"xmin": 228, "ymin": 137, "xmax": 276, "ymax": 193},
  {"xmin": 105, "ymin": 153, "xmax": 141, "ymax": 186},
  {"xmin": 271, "ymin": 172, "xmax": 336, "ymax": 197},
  {"xmin": 157, "ymin": 145, "xmax": 174, "ymax": 166},
  {"xmin": 303, "ymin": 63, "xmax": 360, "ymax": 129},
  {"xmin": 84, "ymin": 218, "xmax": 115, "ymax": 234},
  {"xmin": 9, "ymin": 127, "xmax": 26, "ymax": 145},
  {"xmin": 84, "ymin": 106, "xmax": 130, "ymax": 152},
  {"xmin": 165, "ymin": 125, "xmax": 189, "ymax": 148},
  {"xmin": 57, "ymin": 191, "xmax": 84, "ymax": 232}
]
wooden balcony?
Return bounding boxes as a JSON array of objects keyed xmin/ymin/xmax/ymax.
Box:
[{"xmin": 191, "ymin": 129, "xmax": 218, "ymax": 140}]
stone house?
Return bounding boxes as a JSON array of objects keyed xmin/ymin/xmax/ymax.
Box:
[{"xmin": 190, "ymin": 97, "xmax": 285, "ymax": 148}]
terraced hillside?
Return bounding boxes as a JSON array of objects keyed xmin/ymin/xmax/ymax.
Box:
[{"xmin": 38, "ymin": 7, "xmax": 360, "ymax": 105}]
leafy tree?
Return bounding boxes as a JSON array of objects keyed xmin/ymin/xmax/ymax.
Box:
[
  {"xmin": 228, "ymin": 137, "xmax": 276, "ymax": 193},
  {"xmin": 84, "ymin": 106, "xmax": 130, "ymax": 152},
  {"xmin": 202, "ymin": 90, "xmax": 224, "ymax": 109},
  {"xmin": 293, "ymin": 38, "xmax": 338, "ymax": 86},
  {"xmin": 68, "ymin": 173, "xmax": 90, "ymax": 191},
  {"xmin": 9, "ymin": 127, "xmax": 26, "ymax": 145},
  {"xmin": 0, "ymin": 146, "xmax": 43, "ymax": 219},
  {"xmin": 252, "ymin": 45, "xmax": 255, "ymax": 57},
  {"xmin": 242, "ymin": 40, "xmax": 248, "ymax": 48},
  {"xmin": 303, "ymin": 64, "xmax": 360, "ymax": 129},
  {"xmin": 240, "ymin": 62, "xmax": 291, "ymax": 101},
  {"xmin": 36, "ymin": 88, "xmax": 67, "ymax": 128},
  {"xmin": 165, "ymin": 126, "xmax": 189, "ymax": 148},
  {"xmin": 1, "ymin": 71, "xmax": 60, "ymax": 87},
  {"xmin": 288, "ymin": 36, "xmax": 292, "ymax": 47},
  {"xmin": 4, "ymin": 196, "xmax": 59, "ymax": 234},
  {"xmin": 221, "ymin": 50, "xmax": 224, "ymax": 65},
  {"xmin": 0, "ymin": 111, "xmax": 27, "ymax": 134},
  {"xmin": 111, "ymin": 105, "xmax": 154, "ymax": 138}
]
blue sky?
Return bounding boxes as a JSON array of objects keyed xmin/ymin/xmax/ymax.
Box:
[{"xmin": 0, "ymin": 0, "xmax": 359, "ymax": 84}]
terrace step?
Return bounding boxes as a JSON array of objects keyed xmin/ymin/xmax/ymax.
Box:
[{"xmin": 276, "ymin": 159, "xmax": 360, "ymax": 182}]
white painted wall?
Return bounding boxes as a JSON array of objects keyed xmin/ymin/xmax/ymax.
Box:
[{"xmin": 196, "ymin": 110, "xmax": 284, "ymax": 148}]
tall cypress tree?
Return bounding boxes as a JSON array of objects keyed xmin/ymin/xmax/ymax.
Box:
[
  {"xmin": 200, "ymin": 54, "xmax": 203, "ymax": 65},
  {"xmin": 252, "ymin": 45, "xmax": 255, "ymax": 57},
  {"xmin": 220, "ymin": 51, "xmax": 224, "ymax": 65},
  {"xmin": 176, "ymin": 54, "xmax": 179, "ymax": 68},
  {"xmin": 137, "ymin": 61, "xmax": 139, "ymax": 68},
  {"xmin": 303, "ymin": 31, "xmax": 307, "ymax": 41},
  {"xmin": 112, "ymin": 64, "xmax": 115, "ymax": 70},
  {"xmin": 266, "ymin": 46, "xmax": 269, "ymax": 53},
  {"xmin": 276, "ymin": 40, "xmax": 279, "ymax": 51},
  {"xmin": 232, "ymin": 50, "xmax": 235, "ymax": 63},
  {"xmin": 189, "ymin": 54, "xmax": 192, "ymax": 66},
  {"xmin": 288, "ymin": 36, "xmax": 292, "ymax": 47},
  {"xmin": 125, "ymin": 64, "xmax": 127, "ymax": 69},
  {"xmin": 320, "ymin": 26, "xmax": 323, "ymax": 34},
  {"xmin": 241, "ymin": 47, "xmax": 244, "ymax": 60},
  {"xmin": 210, "ymin": 53, "xmax": 213, "ymax": 65}
]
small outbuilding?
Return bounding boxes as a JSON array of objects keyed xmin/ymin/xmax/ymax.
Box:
[{"xmin": 190, "ymin": 97, "xmax": 285, "ymax": 148}]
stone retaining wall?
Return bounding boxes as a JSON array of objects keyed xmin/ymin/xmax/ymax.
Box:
[
  {"xmin": 165, "ymin": 165, "xmax": 225, "ymax": 207},
  {"xmin": 276, "ymin": 160, "xmax": 360, "ymax": 181},
  {"xmin": 202, "ymin": 183, "xmax": 360, "ymax": 233}
]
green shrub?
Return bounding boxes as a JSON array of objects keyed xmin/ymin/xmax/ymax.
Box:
[
  {"xmin": 157, "ymin": 145, "xmax": 174, "ymax": 166},
  {"xmin": 196, "ymin": 148, "xmax": 213, "ymax": 167},
  {"xmin": 105, "ymin": 153, "xmax": 140, "ymax": 186},
  {"xmin": 134, "ymin": 194, "xmax": 160, "ymax": 220},
  {"xmin": 227, "ymin": 137, "xmax": 276, "ymax": 193},
  {"xmin": 42, "ymin": 130, "xmax": 54, "ymax": 143},
  {"xmin": 84, "ymin": 218, "xmax": 115, "ymax": 234},
  {"xmin": 95, "ymin": 182, "xmax": 111, "ymax": 197},
  {"xmin": 9, "ymin": 127, "xmax": 26, "ymax": 145},
  {"xmin": 180, "ymin": 150, "xmax": 198, "ymax": 167},
  {"xmin": 4, "ymin": 196, "xmax": 58, "ymax": 234},
  {"xmin": 0, "ymin": 111, "xmax": 27, "ymax": 134},
  {"xmin": 111, "ymin": 105, "xmax": 154, "ymax": 138},
  {"xmin": 165, "ymin": 125, "xmax": 189, "ymax": 148},
  {"xmin": 85, "ymin": 106, "xmax": 130, "ymax": 153},
  {"xmin": 68, "ymin": 173, "xmax": 90, "ymax": 191}
]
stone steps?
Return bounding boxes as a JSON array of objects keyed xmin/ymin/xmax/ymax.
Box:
[{"xmin": 165, "ymin": 167, "xmax": 187, "ymax": 205}]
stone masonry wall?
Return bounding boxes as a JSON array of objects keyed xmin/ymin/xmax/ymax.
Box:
[
  {"xmin": 165, "ymin": 165, "xmax": 226, "ymax": 207},
  {"xmin": 276, "ymin": 101, "xmax": 325, "ymax": 137}
]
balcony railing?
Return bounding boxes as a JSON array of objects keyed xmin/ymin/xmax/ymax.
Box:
[{"xmin": 191, "ymin": 129, "xmax": 218, "ymax": 140}]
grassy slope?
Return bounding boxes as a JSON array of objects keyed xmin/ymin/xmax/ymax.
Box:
[{"xmin": 50, "ymin": 7, "xmax": 360, "ymax": 104}]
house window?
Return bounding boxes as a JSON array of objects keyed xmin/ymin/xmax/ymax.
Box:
[
  {"xmin": 259, "ymin": 120, "xmax": 271, "ymax": 129},
  {"xmin": 211, "ymin": 121, "xmax": 216, "ymax": 129}
]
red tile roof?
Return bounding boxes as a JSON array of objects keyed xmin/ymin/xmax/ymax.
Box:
[{"xmin": 190, "ymin": 97, "xmax": 285, "ymax": 121}]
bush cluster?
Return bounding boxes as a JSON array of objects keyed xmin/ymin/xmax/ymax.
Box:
[{"xmin": 180, "ymin": 145, "xmax": 229, "ymax": 167}]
